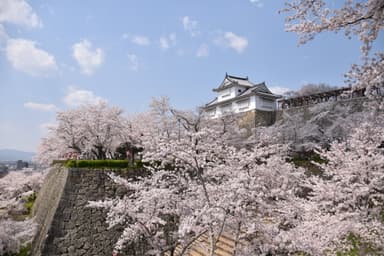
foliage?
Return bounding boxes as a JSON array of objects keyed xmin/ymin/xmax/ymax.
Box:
[
  {"xmin": 51, "ymin": 160, "xmax": 68, "ymax": 165},
  {"xmin": 336, "ymin": 233, "xmax": 380, "ymax": 256},
  {"xmin": 64, "ymin": 160, "xmax": 143, "ymax": 169},
  {"xmin": 15, "ymin": 244, "xmax": 31, "ymax": 256},
  {"xmin": 23, "ymin": 193, "xmax": 37, "ymax": 216},
  {"xmin": 2, "ymin": 243, "xmax": 32, "ymax": 256},
  {"xmin": 289, "ymin": 150, "xmax": 327, "ymax": 176}
]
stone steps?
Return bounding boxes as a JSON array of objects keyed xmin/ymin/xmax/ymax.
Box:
[{"xmin": 165, "ymin": 233, "xmax": 238, "ymax": 256}]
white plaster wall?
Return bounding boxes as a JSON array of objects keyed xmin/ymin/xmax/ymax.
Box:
[
  {"xmin": 206, "ymin": 95, "xmax": 277, "ymax": 119},
  {"xmin": 255, "ymin": 95, "xmax": 276, "ymax": 111},
  {"xmin": 208, "ymin": 96, "xmax": 257, "ymax": 118},
  {"xmin": 233, "ymin": 95, "xmax": 257, "ymax": 114},
  {"xmin": 218, "ymin": 86, "xmax": 248, "ymax": 102},
  {"xmin": 218, "ymin": 88, "xmax": 234, "ymax": 102},
  {"xmin": 249, "ymin": 95, "xmax": 257, "ymax": 110}
]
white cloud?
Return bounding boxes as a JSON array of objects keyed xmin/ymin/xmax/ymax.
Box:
[
  {"xmin": 0, "ymin": 24, "xmax": 8, "ymax": 44},
  {"xmin": 131, "ymin": 35, "xmax": 150, "ymax": 46},
  {"xmin": 0, "ymin": 0, "xmax": 42, "ymax": 28},
  {"xmin": 182, "ymin": 16, "xmax": 199, "ymax": 37},
  {"xmin": 127, "ymin": 53, "xmax": 139, "ymax": 71},
  {"xmin": 24, "ymin": 102, "xmax": 58, "ymax": 112},
  {"xmin": 215, "ymin": 31, "xmax": 248, "ymax": 54},
  {"xmin": 72, "ymin": 39, "xmax": 104, "ymax": 75},
  {"xmin": 63, "ymin": 86, "xmax": 107, "ymax": 107},
  {"xmin": 223, "ymin": 32, "xmax": 248, "ymax": 53},
  {"xmin": 249, "ymin": 0, "xmax": 264, "ymax": 8},
  {"xmin": 5, "ymin": 38, "xmax": 58, "ymax": 76},
  {"xmin": 269, "ymin": 86, "xmax": 292, "ymax": 95},
  {"xmin": 159, "ymin": 33, "xmax": 176, "ymax": 50},
  {"xmin": 196, "ymin": 44, "xmax": 209, "ymax": 58},
  {"xmin": 159, "ymin": 37, "xmax": 169, "ymax": 49}
]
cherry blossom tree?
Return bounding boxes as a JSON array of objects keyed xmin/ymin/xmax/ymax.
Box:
[
  {"xmin": 282, "ymin": 0, "xmax": 384, "ymax": 94},
  {"xmin": 0, "ymin": 169, "xmax": 46, "ymax": 255},
  {"xmin": 81, "ymin": 103, "xmax": 127, "ymax": 159},
  {"xmin": 0, "ymin": 219, "xmax": 36, "ymax": 255},
  {"xmin": 346, "ymin": 52, "xmax": 384, "ymax": 95},
  {"xmin": 274, "ymin": 117, "xmax": 384, "ymax": 255},
  {"xmin": 35, "ymin": 102, "xmax": 133, "ymax": 162},
  {"xmin": 284, "ymin": 83, "xmax": 339, "ymax": 97},
  {"xmin": 89, "ymin": 96, "xmax": 384, "ymax": 255},
  {"xmin": 149, "ymin": 96, "xmax": 177, "ymax": 139},
  {"xmin": 90, "ymin": 104, "xmax": 306, "ymax": 256},
  {"xmin": 0, "ymin": 169, "xmax": 45, "ymax": 207},
  {"xmin": 34, "ymin": 130, "xmax": 66, "ymax": 165}
]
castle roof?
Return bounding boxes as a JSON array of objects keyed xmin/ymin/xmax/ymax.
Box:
[
  {"xmin": 204, "ymin": 74, "xmax": 279, "ymax": 109},
  {"xmin": 213, "ymin": 73, "xmax": 254, "ymax": 92}
]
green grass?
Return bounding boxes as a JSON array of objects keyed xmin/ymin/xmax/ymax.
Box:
[
  {"xmin": 2, "ymin": 244, "xmax": 31, "ymax": 256},
  {"xmin": 336, "ymin": 233, "xmax": 380, "ymax": 256}
]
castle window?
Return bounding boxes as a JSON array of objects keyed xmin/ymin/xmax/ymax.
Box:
[
  {"xmin": 219, "ymin": 89, "xmax": 231, "ymax": 99},
  {"xmin": 221, "ymin": 93, "xmax": 230, "ymax": 98}
]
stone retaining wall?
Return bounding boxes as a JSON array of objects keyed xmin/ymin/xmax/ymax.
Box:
[
  {"xmin": 32, "ymin": 165, "xmax": 68, "ymax": 256},
  {"xmin": 32, "ymin": 167, "xmax": 145, "ymax": 256},
  {"xmin": 275, "ymin": 97, "xmax": 369, "ymax": 122}
]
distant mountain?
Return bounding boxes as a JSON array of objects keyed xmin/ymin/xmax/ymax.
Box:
[{"xmin": 0, "ymin": 149, "xmax": 35, "ymax": 161}]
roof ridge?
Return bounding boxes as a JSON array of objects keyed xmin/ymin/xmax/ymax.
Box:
[
  {"xmin": 226, "ymin": 73, "xmax": 249, "ymax": 80},
  {"xmin": 252, "ymin": 81, "xmax": 272, "ymax": 94},
  {"xmin": 213, "ymin": 73, "xmax": 254, "ymax": 92}
]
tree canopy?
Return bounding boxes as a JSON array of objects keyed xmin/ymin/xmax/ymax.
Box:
[{"xmin": 282, "ymin": 0, "xmax": 384, "ymax": 94}]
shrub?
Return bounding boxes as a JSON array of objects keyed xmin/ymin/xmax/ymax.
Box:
[
  {"xmin": 51, "ymin": 160, "xmax": 68, "ymax": 165},
  {"xmin": 289, "ymin": 150, "xmax": 327, "ymax": 176},
  {"xmin": 24, "ymin": 193, "xmax": 37, "ymax": 216},
  {"xmin": 15, "ymin": 244, "xmax": 31, "ymax": 256},
  {"xmin": 2, "ymin": 243, "xmax": 31, "ymax": 256},
  {"xmin": 63, "ymin": 160, "xmax": 149, "ymax": 170}
]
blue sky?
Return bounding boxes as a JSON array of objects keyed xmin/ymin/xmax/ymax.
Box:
[{"xmin": 0, "ymin": 0, "xmax": 382, "ymax": 152}]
